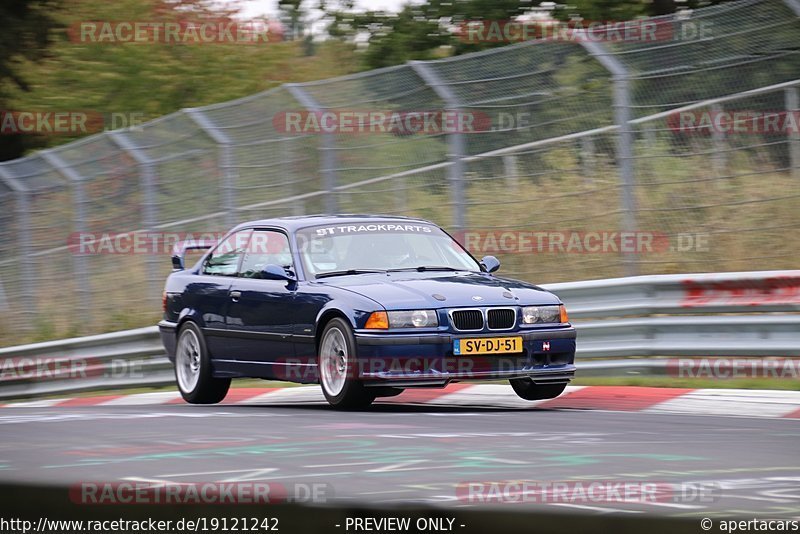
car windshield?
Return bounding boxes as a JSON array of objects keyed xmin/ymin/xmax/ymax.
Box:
[{"xmin": 297, "ymin": 222, "xmax": 480, "ymax": 278}]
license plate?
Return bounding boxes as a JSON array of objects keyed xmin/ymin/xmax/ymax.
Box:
[{"xmin": 453, "ymin": 336, "xmax": 522, "ymax": 355}]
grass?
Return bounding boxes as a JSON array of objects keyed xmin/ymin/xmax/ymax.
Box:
[{"xmin": 573, "ymin": 376, "xmax": 800, "ymax": 391}]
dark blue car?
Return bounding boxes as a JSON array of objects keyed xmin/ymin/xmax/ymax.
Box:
[{"xmin": 159, "ymin": 215, "xmax": 576, "ymax": 408}]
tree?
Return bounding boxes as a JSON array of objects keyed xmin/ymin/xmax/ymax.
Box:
[
  {"xmin": 0, "ymin": 0, "xmax": 60, "ymax": 161},
  {"xmin": 2, "ymin": 0, "xmax": 357, "ymax": 160},
  {"xmin": 278, "ymin": 0, "xmax": 305, "ymax": 40},
  {"xmin": 324, "ymin": 0, "xmax": 741, "ymax": 70}
]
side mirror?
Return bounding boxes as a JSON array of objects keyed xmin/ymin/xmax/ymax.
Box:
[
  {"xmin": 260, "ymin": 264, "xmax": 296, "ymax": 282},
  {"xmin": 171, "ymin": 254, "xmax": 184, "ymax": 270},
  {"xmin": 480, "ymin": 255, "xmax": 500, "ymax": 273}
]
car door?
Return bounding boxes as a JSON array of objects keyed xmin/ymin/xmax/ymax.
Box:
[
  {"xmin": 190, "ymin": 229, "xmax": 252, "ymax": 358},
  {"xmin": 224, "ymin": 229, "xmax": 297, "ymax": 371}
]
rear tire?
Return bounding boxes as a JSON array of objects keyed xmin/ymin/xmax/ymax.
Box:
[
  {"xmin": 318, "ymin": 318, "xmax": 375, "ymax": 409},
  {"xmin": 175, "ymin": 322, "xmax": 231, "ymax": 404},
  {"xmin": 509, "ymin": 379, "xmax": 567, "ymax": 401}
]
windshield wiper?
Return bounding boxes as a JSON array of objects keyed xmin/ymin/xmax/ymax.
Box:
[
  {"xmin": 315, "ymin": 269, "xmax": 386, "ymax": 279},
  {"xmin": 387, "ymin": 266, "xmax": 464, "ymax": 272}
]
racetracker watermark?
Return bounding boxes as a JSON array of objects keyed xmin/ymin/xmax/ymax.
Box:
[
  {"xmin": 71, "ymin": 482, "xmax": 331, "ymax": 505},
  {"xmin": 70, "ymin": 225, "xmax": 436, "ymax": 255},
  {"xmin": 0, "ymin": 357, "xmax": 143, "ymax": 383},
  {"xmin": 68, "ymin": 21, "xmax": 281, "ymax": 45},
  {"xmin": 271, "ymin": 355, "xmax": 564, "ymax": 382},
  {"xmin": 457, "ymin": 19, "xmax": 711, "ymax": 43},
  {"xmin": 456, "ymin": 480, "xmax": 720, "ymax": 504},
  {"xmin": 0, "ymin": 111, "xmax": 144, "ymax": 135},
  {"xmin": 453, "ymin": 230, "xmax": 710, "ymax": 254},
  {"xmin": 669, "ymin": 358, "xmax": 800, "ymax": 379},
  {"xmin": 272, "ymin": 110, "xmax": 491, "ymax": 135},
  {"xmin": 68, "ymin": 232, "xmax": 226, "ymax": 255},
  {"xmin": 667, "ymin": 110, "xmax": 800, "ymax": 135}
]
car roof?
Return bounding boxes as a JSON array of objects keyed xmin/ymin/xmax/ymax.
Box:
[{"xmin": 230, "ymin": 214, "xmax": 436, "ymax": 233}]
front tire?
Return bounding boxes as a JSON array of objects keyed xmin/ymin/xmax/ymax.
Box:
[
  {"xmin": 318, "ymin": 318, "xmax": 375, "ymax": 409},
  {"xmin": 509, "ymin": 378, "xmax": 567, "ymax": 401},
  {"xmin": 175, "ymin": 322, "xmax": 231, "ymax": 404}
]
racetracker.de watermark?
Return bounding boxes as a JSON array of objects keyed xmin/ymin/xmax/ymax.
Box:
[
  {"xmin": 668, "ymin": 358, "xmax": 800, "ymax": 379},
  {"xmin": 456, "ymin": 480, "xmax": 720, "ymax": 504},
  {"xmin": 0, "ymin": 111, "xmax": 144, "ymax": 135},
  {"xmin": 67, "ymin": 232, "xmax": 227, "ymax": 255},
  {"xmin": 271, "ymin": 355, "xmax": 561, "ymax": 382},
  {"xmin": 667, "ymin": 110, "xmax": 800, "ymax": 135},
  {"xmin": 453, "ymin": 230, "xmax": 710, "ymax": 254},
  {"xmin": 71, "ymin": 482, "xmax": 331, "ymax": 505},
  {"xmin": 272, "ymin": 110, "xmax": 491, "ymax": 135},
  {"xmin": 0, "ymin": 357, "xmax": 143, "ymax": 383},
  {"xmin": 457, "ymin": 19, "xmax": 711, "ymax": 43},
  {"xmin": 68, "ymin": 21, "xmax": 282, "ymax": 45}
]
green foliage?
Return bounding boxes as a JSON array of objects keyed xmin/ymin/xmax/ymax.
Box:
[
  {"xmin": 323, "ymin": 0, "xmax": 743, "ymax": 70},
  {"xmin": 3, "ymin": 0, "xmax": 359, "ymax": 159},
  {"xmin": 0, "ymin": 0, "xmax": 61, "ymax": 160}
]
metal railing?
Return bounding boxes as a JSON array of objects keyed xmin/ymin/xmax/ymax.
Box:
[
  {"xmin": 0, "ymin": 0, "xmax": 798, "ymax": 344},
  {"xmin": 1, "ymin": 270, "xmax": 797, "ymax": 400}
]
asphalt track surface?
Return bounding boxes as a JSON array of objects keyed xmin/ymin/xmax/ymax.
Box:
[{"xmin": 1, "ymin": 394, "xmax": 799, "ymax": 520}]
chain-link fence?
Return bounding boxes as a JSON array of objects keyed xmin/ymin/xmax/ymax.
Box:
[{"xmin": 1, "ymin": 0, "xmax": 799, "ymax": 344}]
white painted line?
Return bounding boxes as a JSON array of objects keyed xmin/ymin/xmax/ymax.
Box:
[
  {"xmin": 427, "ymin": 384, "xmax": 585, "ymax": 408},
  {"xmin": 549, "ymin": 503, "xmax": 643, "ymax": 514},
  {"xmin": 3, "ymin": 398, "xmax": 71, "ymax": 408},
  {"xmin": 646, "ymin": 389, "xmax": 800, "ymax": 418},
  {"xmin": 101, "ymin": 391, "xmax": 182, "ymax": 406},
  {"xmin": 160, "ymin": 468, "xmax": 278, "ymax": 479},
  {"xmin": 247, "ymin": 387, "xmax": 324, "ymax": 404},
  {"xmin": 304, "ymin": 461, "xmax": 379, "ymax": 469}
]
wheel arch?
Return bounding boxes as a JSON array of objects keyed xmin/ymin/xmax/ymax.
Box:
[
  {"xmin": 315, "ymin": 309, "xmax": 353, "ymax": 351},
  {"xmin": 176, "ymin": 309, "xmax": 206, "ymax": 335}
]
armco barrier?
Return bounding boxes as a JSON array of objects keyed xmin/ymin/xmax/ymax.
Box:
[
  {"xmin": 544, "ymin": 269, "xmax": 800, "ymax": 319},
  {"xmin": 1, "ymin": 270, "xmax": 798, "ymax": 400}
]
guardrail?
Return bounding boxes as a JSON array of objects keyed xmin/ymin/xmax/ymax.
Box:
[
  {"xmin": 1, "ymin": 270, "xmax": 798, "ymax": 400},
  {"xmin": 545, "ymin": 269, "xmax": 800, "ymax": 319}
]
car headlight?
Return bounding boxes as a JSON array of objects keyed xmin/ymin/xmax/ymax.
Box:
[
  {"xmin": 364, "ymin": 310, "xmax": 438, "ymax": 329},
  {"xmin": 389, "ymin": 310, "xmax": 438, "ymax": 328},
  {"xmin": 521, "ymin": 305, "xmax": 567, "ymax": 324}
]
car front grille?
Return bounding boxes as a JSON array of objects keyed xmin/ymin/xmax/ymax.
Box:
[
  {"xmin": 487, "ymin": 308, "xmax": 516, "ymax": 330},
  {"xmin": 450, "ymin": 309, "xmax": 484, "ymax": 331}
]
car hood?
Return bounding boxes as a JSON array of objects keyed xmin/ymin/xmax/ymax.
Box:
[{"xmin": 319, "ymin": 271, "xmax": 561, "ymax": 309}]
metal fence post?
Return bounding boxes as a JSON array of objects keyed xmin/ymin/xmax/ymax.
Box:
[
  {"xmin": 502, "ymin": 154, "xmax": 519, "ymax": 193},
  {"xmin": 580, "ymin": 136, "xmax": 595, "ymax": 185},
  {"xmin": 40, "ymin": 151, "xmax": 92, "ymax": 328},
  {"xmin": 710, "ymin": 103, "xmax": 727, "ymax": 178},
  {"xmin": 0, "ymin": 166, "xmax": 36, "ymax": 324},
  {"xmin": 185, "ymin": 109, "xmax": 237, "ymax": 227},
  {"xmin": 786, "ymin": 86, "xmax": 800, "ymax": 180},
  {"xmin": 107, "ymin": 131, "xmax": 161, "ymax": 301},
  {"xmin": 283, "ymin": 138, "xmax": 305, "ymax": 216},
  {"xmin": 578, "ymin": 39, "xmax": 638, "ymax": 276},
  {"xmin": 409, "ymin": 61, "xmax": 467, "ymax": 231},
  {"xmin": 285, "ymin": 84, "xmax": 338, "ymax": 214},
  {"xmin": 783, "ymin": 0, "xmax": 800, "ymax": 16}
]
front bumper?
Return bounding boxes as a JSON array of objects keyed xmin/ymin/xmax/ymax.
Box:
[{"xmin": 354, "ymin": 326, "xmax": 576, "ymax": 387}]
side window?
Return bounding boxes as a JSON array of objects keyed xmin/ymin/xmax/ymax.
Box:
[
  {"xmin": 203, "ymin": 230, "xmax": 252, "ymax": 276},
  {"xmin": 239, "ymin": 230, "xmax": 293, "ymax": 278}
]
